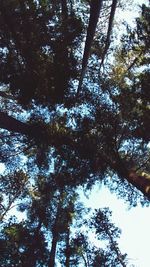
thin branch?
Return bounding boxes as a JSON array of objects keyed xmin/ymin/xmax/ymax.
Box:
[
  {"xmin": 81, "ymin": 252, "xmax": 88, "ymax": 267},
  {"xmin": 3, "ymin": 143, "xmax": 34, "ymax": 159},
  {"xmin": 0, "ymin": 91, "xmax": 14, "ymax": 100},
  {"xmin": 135, "ymin": 156, "xmax": 150, "ymax": 172},
  {"xmin": 126, "ymin": 50, "xmax": 144, "ymax": 72}
]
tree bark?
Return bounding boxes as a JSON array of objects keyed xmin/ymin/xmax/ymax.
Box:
[
  {"xmin": 109, "ymin": 157, "xmax": 150, "ymax": 200},
  {"xmin": 77, "ymin": 0, "xmax": 103, "ymax": 94},
  {"xmin": 127, "ymin": 170, "xmax": 150, "ymax": 200},
  {"xmin": 48, "ymin": 192, "xmax": 64, "ymax": 267},
  {"xmin": 0, "ymin": 111, "xmax": 31, "ymax": 136},
  {"xmin": 65, "ymin": 226, "xmax": 70, "ymax": 267},
  {"xmin": 100, "ymin": 0, "xmax": 118, "ymax": 67},
  {"xmin": 48, "ymin": 233, "xmax": 59, "ymax": 267}
]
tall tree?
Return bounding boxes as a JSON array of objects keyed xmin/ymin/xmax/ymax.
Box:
[
  {"xmin": 100, "ymin": 0, "xmax": 118, "ymax": 68},
  {"xmin": 77, "ymin": 0, "xmax": 103, "ymax": 94},
  {"xmin": 67, "ymin": 208, "xmax": 127, "ymax": 266},
  {"xmin": 91, "ymin": 208, "xmax": 127, "ymax": 267},
  {"xmin": 0, "ymin": 1, "xmax": 150, "ymax": 266}
]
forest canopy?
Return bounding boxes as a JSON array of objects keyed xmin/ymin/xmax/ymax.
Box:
[{"xmin": 0, "ymin": 0, "xmax": 150, "ymax": 266}]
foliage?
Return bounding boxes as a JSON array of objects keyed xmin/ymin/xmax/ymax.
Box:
[{"xmin": 0, "ymin": 0, "xmax": 150, "ymax": 266}]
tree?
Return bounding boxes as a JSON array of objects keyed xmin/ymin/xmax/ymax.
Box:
[
  {"xmin": 0, "ymin": 0, "xmax": 149, "ymax": 199},
  {"xmin": 0, "ymin": 0, "xmax": 150, "ymax": 266},
  {"xmin": 66, "ymin": 208, "xmax": 127, "ymax": 266},
  {"xmin": 90, "ymin": 208, "xmax": 127, "ymax": 267},
  {"xmin": 0, "ymin": 219, "xmax": 48, "ymax": 267},
  {"xmin": 0, "ymin": 171, "xmax": 28, "ymax": 221},
  {"xmin": 99, "ymin": 3, "xmax": 150, "ymax": 200},
  {"xmin": 77, "ymin": 0, "xmax": 103, "ymax": 94},
  {"xmin": 0, "ymin": 0, "xmax": 82, "ymax": 105},
  {"xmin": 48, "ymin": 189, "xmax": 77, "ymax": 267},
  {"xmin": 77, "ymin": 0, "xmax": 120, "ymax": 93}
]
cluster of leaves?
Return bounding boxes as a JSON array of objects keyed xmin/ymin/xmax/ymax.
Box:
[{"xmin": 0, "ymin": 0, "xmax": 83, "ymax": 105}]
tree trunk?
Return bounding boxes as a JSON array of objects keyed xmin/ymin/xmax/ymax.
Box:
[
  {"xmin": 110, "ymin": 157, "xmax": 150, "ymax": 200},
  {"xmin": 48, "ymin": 233, "xmax": 59, "ymax": 267},
  {"xmin": 77, "ymin": 0, "xmax": 103, "ymax": 94},
  {"xmin": 108, "ymin": 232, "xmax": 126, "ymax": 267},
  {"xmin": 48, "ymin": 192, "xmax": 64, "ymax": 267},
  {"xmin": 65, "ymin": 226, "xmax": 70, "ymax": 267},
  {"xmin": 23, "ymin": 221, "xmax": 42, "ymax": 267},
  {"xmin": 100, "ymin": 0, "xmax": 118, "ymax": 67},
  {"xmin": 127, "ymin": 170, "xmax": 150, "ymax": 200},
  {"xmin": 115, "ymin": 164, "xmax": 150, "ymax": 200}
]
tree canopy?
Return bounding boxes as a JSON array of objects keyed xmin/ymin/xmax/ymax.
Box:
[{"xmin": 0, "ymin": 0, "xmax": 150, "ymax": 266}]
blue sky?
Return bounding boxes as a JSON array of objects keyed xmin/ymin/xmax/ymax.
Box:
[{"xmin": 79, "ymin": 184, "xmax": 150, "ymax": 267}]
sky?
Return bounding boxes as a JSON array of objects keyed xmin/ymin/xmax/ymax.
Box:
[
  {"xmin": 79, "ymin": 184, "xmax": 150, "ymax": 267},
  {"xmin": 0, "ymin": 163, "xmax": 5, "ymax": 173}
]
